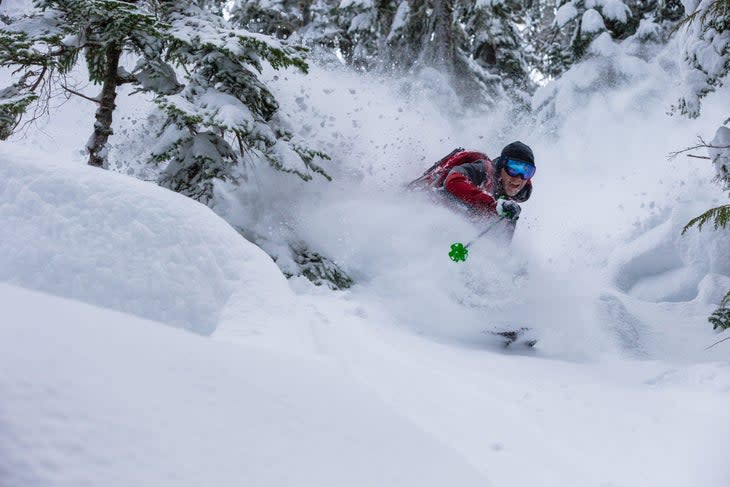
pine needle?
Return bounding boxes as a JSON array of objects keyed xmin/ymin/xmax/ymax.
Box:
[{"xmin": 681, "ymin": 204, "xmax": 730, "ymax": 234}]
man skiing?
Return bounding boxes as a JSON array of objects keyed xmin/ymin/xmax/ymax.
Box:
[
  {"xmin": 410, "ymin": 141, "xmax": 536, "ymax": 240},
  {"xmin": 409, "ymin": 141, "xmax": 539, "ymax": 347}
]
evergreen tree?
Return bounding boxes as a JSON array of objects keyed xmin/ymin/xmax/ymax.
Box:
[
  {"xmin": 152, "ymin": 1, "xmax": 349, "ymax": 289},
  {"xmin": 674, "ymin": 0, "xmax": 730, "ymax": 331},
  {"xmin": 230, "ymin": 0, "xmax": 311, "ymax": 39},
  {"xmin": 545, "ymin": 0, "xmax": 683, "ymax": 77},
  {"xmin": 521, "ymin": 0, "xmax": 562, "ymax": 80},
  {"xmin": 231, "ymin": 0, "xmax": 399, "ymax": 70},
  {"xmin": 285, "ymin": 0, "xmax": 356, "ymax": 65},
  {"xmin": 0, "ymin": 0, "xmax": 329, "ymax": 200},
  {"xmin": 149, "ymin": 0, "xmax": 329, "ymax": 204},
  {"xmin": 549, "ymin": 0, "xmax": 633, "ymax": 75},
  {"xmin": 306, "ymin": 0, "xmax": 398, "ymax": 69},
  {"xmin": 459, "ymin": 0, "xmax": 535, "ymax": 104},
  {"xmin": 0, "ymin": 0, "xmax": 166, "ymax": 166},
  {"xmin": 1, "ymin": 0, "xmax": 347, "ymax": 288},
  {"xmin": 673, "ymin": 0, "xmax": 729, "ymax": 118},
  {"xmin": 232, "ymin": 0, "xmax": 533, "ymax": 106},
  {"xmin": 379, "ymin": 0, "xmax": 533, "ymax": 106},
  {"xmin": 0, "ymin": 78, "xmax": 37, "ymax": 141},
  {"xmin": 349, "ymin": 0, "xmax": 400, "ymax": 69}
]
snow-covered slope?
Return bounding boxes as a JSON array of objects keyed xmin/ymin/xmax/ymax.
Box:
[
  {"xmin": 290, "ymin": 292, "xmax": 730, "ymax": 486},
  {"xmin": 1, "ymin": 18, "xmax": 730, "ymax": 486},
  {"xmin": 0, "ymin": 283, "xmax": 487, "ymax": 487},
  {"xmin": 1, "ymin": 134, "xmax": 729, "ymax": 487}
]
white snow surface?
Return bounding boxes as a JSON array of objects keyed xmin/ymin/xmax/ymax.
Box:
[
  {"xmin": 635, "ymin": 17, "xmax": 661, "ymax": 40},
  {"xmin": 2, "ymin": 19, "xmax": 730, "ymax": 487},
  {"xmin": 339, "ymin": 0, "xmax": 373, "ymax": 8},
  {"xmin": 602, "ymin": 0, "xmax": 631, "ymax": 22},
  {"xmin": 476, "ymin": 0, "xmax": 505, "ymax": 7},
  {"xmin": 554, "ymin": 2, "xmax": 578, "ymax": 27},
  {"xmin": 581, "ymin": 9, "xmax": 607, "ymax": 34},
  {"xmin": 0, "ymin": 283, "xmax": 487, "ymax": 487},
  {"xmin": 589, "ymin": 0, "xmax": 631, "ymax": 23}
]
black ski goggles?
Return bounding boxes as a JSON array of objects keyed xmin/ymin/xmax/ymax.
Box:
[{"xmin": 503, "ymin": 159, "xmax": 536, "ymax": 180}]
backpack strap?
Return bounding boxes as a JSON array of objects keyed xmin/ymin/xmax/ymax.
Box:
[{"xmin": 407, "ymin": 147, "xmax": 465, "ymax": 189}]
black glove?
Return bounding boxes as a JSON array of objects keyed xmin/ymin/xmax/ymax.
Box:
[{"xmin": 496, "ymin": 198, "xmax": 521, "ymax": 220}]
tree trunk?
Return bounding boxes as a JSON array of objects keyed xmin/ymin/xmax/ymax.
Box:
[
  {"xmin": 87, "ymin": 43, "xmax": 121, "ymax": 168},
  {"xmin": 422, "ymin": 0, "xmax": 454, "ymax": 72}
]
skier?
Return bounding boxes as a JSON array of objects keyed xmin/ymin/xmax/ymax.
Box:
[
  {"xmin": 409, "ymin": 141, "xmax": 536, "ymax": 240},
  {"xmin": 409, "ymin": 141, "xmax": 539, "ymax": 347}
]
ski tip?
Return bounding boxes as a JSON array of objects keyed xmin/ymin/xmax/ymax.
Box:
[{"xmin": 484, "ymin": 327, "xmax": 538, "ymax": 349}]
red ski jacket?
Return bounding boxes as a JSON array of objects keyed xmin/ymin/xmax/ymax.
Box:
[{"xmin": 442, "ymin": 151, "xmax": 532, "ymax": 216}]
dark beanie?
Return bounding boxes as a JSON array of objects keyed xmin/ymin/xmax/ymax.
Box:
[{"xmin": 500, "ymin": 141, "xmax": 535, "ymax": 165}]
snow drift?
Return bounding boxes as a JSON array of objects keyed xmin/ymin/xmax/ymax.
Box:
[{"xmin": 0, "ymin": 147, "xmax": 292, "ymax": 336}]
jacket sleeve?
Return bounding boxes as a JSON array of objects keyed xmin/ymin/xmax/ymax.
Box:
[{"xmin": 443, "ymin": 163, "xmax": 497, "ymax": 214}]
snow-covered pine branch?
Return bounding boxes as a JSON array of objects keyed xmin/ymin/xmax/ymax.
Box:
[
  {"xmin": 673, "ymin": 0, "xmax": 730, "ymax": 118},
  {"xmin": 150, "ymin": 1, "xmax": 329, "ymax": 204},
  {"xmin": 548, "ymin": 0, "xmax": 684, "ymax": 77}
]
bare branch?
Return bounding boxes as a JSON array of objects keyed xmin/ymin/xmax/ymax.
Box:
[
  {"xmin": 686, "ymin": 154, "xmax": 712, "ymax": 160},
  {"xmin": 29, "ymin": 65, "xmax": 48, "ymax": 92},
  {"xmin": 116, "ymin": 73, "xmax": 137, "ymax": 85},
  {"xmin": 61, "ymin": 84, "xmax": 100, "ymax": 104},
  {"xmin": 705, "ymin": 336, "xmax": 730, "ymax": 350},
  {"xmin": 669, "ymin": 135, "xmax": 730, "ymax": 160}
]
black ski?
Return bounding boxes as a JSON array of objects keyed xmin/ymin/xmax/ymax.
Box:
[{"xmin": 486, "ymin": 327, "xmax": 538, "ymax": 348}]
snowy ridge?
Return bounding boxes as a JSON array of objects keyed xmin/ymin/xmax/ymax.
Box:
[{"xmin": 0, "ymin": 147, "xmax": 292, "ymax": 337}]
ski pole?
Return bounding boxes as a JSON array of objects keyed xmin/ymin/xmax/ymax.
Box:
[
  {"xmin": 465, "ymin": 218, "xmax": 504, "ymax": 248},
  {"xmin": 448, "ymin": 217, "xmax": 506, "ymax": 262}
]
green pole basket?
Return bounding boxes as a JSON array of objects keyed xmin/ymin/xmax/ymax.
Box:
[{"xmin": 448, "ymin": 242, "xmax": 468, "ymax": 262}]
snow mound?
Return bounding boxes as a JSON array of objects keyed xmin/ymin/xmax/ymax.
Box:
[
  {"xmin": 581, "ymin": 9, "xmax": 606, "ymax": 34},
  {"xmin": 600, "ymin": 0, "xmax": 631, "ymax": 23},
  {"xmin": 610, "ymin": 209, "xmax": 730, "ymax": 304},
  {"xmin": 0, "ymin": 147, "xmax": 291, "ymax": 335}
]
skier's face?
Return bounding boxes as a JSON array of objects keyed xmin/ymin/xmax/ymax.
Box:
[{"xmin": 499, "ymin": 169, "xmax": 528, "ymax": 197}]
